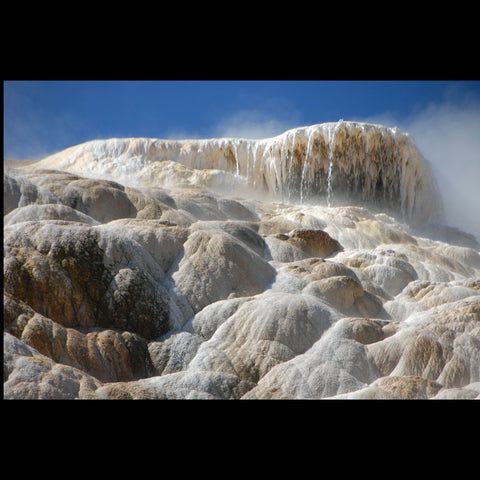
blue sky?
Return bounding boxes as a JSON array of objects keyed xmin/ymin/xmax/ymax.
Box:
[{"xmin": 4, "ymin": 80, "xmax": 480, "ymax": 159}]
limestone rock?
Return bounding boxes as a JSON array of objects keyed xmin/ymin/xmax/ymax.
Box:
[
  {"xmin": 4, "ymin": 203, "xmax": 99, "ymax": 226},
  {"xmin": 188, "ymin": 291, "xmax": 338, "ymax": 385},
  {"xmin": 94, "ymin": 370, "xmax": 254, "ymax": 400},
  {"xmin": 274, "ymin": 258, "xmax": 384, "ymax": 318},
  {"xmin": 148, "ymin": 331, "xmax": 202, "ymax": 376},
  {"xmin": 4, "ymin": 220, "xmax": 171, "ymax": 338},
  {"xmin": 184, "ymin": 297, "xmax": 252, "ymax": 341},
  {"xmin": 4, "ymin": 332, "xmax": 103, "ymax": 399},
  {"xmin": 4, "ymin": 293, "xmax": 150, "ymax": 382},
  {"xmin": 191, "ymin": 220, "xmax": 266, "ymax": 258},
  {"xmin": 4, "ymin": 171, "xmax": 61, "ymax": 215},
  {"xmin": 258, "ymin": 211, "xmax": 327, "ymax": 236},
  {"xmin": 303, "ymin": 276, "xmax": 364, "ymax": 312},
  {"xmin": 432, "ymin": 383, "xmax": 480, "ymax": 399},
  {"xmin": 362, "ymin": 376, "xmax": 443, "ymax": 399},
  {"xmin": 366, "ymin": 297, "xmax": 480, "ymax": 389},
  {"xmin": 274, "ymin": 228, "xmax": 343, "ymax": 259},
  {"xmin": 170, "ymin": 227, "xmax": 276, "ymax": 318},
  {"xmin": 46, "ymin": 173, "xmax": 137, "ymax": 222},
  {"xmin": 243, "ymin": 317, "xmax": 385, "ymax": 399},
  {"xmin": 4, "ymin": 123, "xmax": 480, "ymax": 400},
  {"xmin": 169, "ymin": 188, "xmax": 229, "ymax": 221},
  {"xmin": 264, "ymin": 235, "xmax": 310, "ymax": 263},
  {"xmin": 100, "ymin": 218, "xmax": 188, "ymax": 273},
  {"xmin": 31, "ymin": 122, "xmax": 444, "ymax": 225}
]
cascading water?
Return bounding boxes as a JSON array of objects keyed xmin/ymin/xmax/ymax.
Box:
[
  {"xmin": 300, "ymin": 127, "xmax": 314, "ymax": 204},
  {"xmin": 33, "ymin": 121, "xmax": 444, "ymax": 227},
  {"xmin": 325, "ymin": 119, "xmax": 344, "ymax": 208},
  {"xmin": 326, "ymin": 160, "xmax": 334, "ymax": 208}
]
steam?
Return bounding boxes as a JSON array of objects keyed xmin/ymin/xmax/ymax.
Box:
[
  {"xmin": 404, "ymin": 103, "xmax": 480, "ymax": 239},
  {"xmin": 357, "ymin": 99, "xmax": 480, "ymax": 241}
]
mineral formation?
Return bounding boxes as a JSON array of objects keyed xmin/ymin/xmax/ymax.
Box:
[{"xmin": 4, "ymin": 122, "xmax": 479, "ymax": 399}]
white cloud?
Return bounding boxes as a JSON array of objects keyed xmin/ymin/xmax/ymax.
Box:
[{"xmin": 212, "ymin": 109, "xmax": 301, "ymax": 139}]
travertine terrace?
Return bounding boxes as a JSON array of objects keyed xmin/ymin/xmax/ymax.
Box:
[{"xmin": 4, "ymin": 122, "xmax": 479, "ymax": 399}]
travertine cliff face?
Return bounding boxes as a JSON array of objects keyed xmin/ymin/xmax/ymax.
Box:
[
  {"xmin": 32, "ymin": 121, "xmax": 444, "ymax": 226},
  {"xmin": 4, "ymin": 122, "xmax": 480, "ymax": 399}
]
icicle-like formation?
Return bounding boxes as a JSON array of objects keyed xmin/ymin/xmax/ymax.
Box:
[{"xmin": 34, "ymin": 121, "xmax": 444, "ymax": 226}]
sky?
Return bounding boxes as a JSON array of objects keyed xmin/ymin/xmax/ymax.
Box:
[
  {"xmin": 3, "ymin": 80, "xmax": 480, "ymax": 237},
  {"xmin": 4, "ymin": 80, "xmax": 479, "ymax": 158}
]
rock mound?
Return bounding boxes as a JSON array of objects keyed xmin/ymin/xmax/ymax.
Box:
[{"xmin": 3, "ymin": 124, "xmax": 479, "ymax": 400}]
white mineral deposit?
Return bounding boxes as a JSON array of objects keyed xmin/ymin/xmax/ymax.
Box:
[{"xmin": 4, "ymin": 122, "xmax": 480, "ymax": 399}]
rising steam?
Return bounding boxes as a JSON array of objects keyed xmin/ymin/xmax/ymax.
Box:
[{"xmin": 359, "ymin": 98, "xmax": 480, "ymax": 241}]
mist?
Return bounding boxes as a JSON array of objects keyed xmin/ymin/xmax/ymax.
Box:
[
  {"xmin": 352, "ymin": 99, "xmax": 480, "ymax": 242},
  {"xmin": 407, "ymin": 104, "xmax": 480, "ymax": 241}
]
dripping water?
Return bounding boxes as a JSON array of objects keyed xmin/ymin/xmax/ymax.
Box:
[
  {"xmin": 300, "ymin": 127, "xmax": 315, "ymax": 203},
  {"xmin": 327, "ymin": 159, "xmax": 334, "ymax": 207},
  {"xmin": 326, "ymin": 120, "xmax": 343, "ymax": 207},
  {"xmin": 234, "ymin": 141, "xmax": 240, "ymax": 177},
  {"xmin": 288, "ymin": 130, "xmax": 297, "ymax": 202}
]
